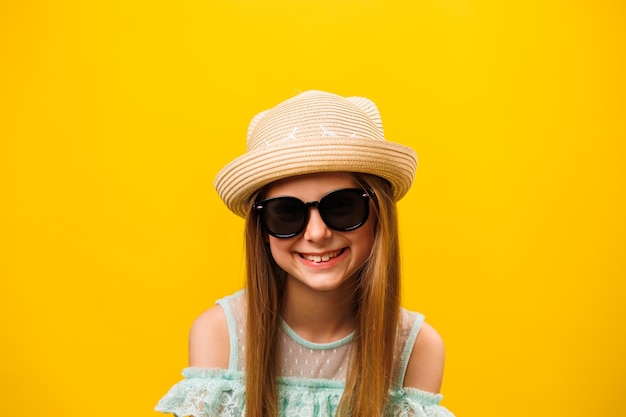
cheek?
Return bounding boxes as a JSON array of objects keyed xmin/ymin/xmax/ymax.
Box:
[
  {"xmin": 267, "ymin": 238, "xmax": 291, "ymax": 262},
  {"xmin": 360, "ymin": 223, "xmax": 376, "ymax": 257},
  {"xmin": 364, "ymin": 233, "xmax": 376, "ymax": 258}
]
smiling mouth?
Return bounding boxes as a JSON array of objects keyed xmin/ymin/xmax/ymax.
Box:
[{"xmin": 298, "ymin": 249, "xmax": 345, "ymax": 263}]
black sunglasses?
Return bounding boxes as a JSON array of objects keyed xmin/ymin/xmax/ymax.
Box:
[{"xmin": 253, "ymin": 188, "xmax": 372, "ymax": 238}]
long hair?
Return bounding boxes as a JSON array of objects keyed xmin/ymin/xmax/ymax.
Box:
[{"xmin": 244, "ymin": 173, "xmax": 401, "ymax": 417}]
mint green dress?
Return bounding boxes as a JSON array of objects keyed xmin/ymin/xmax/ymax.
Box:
[{"xmin": 155, "ymin": 291, "xmax": 455, "ymax": 417}]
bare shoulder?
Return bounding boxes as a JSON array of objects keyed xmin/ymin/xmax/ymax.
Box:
[
  {"xmin": 403, "ymin": 321, "xmax": 445, "ymax": 393},
  {"xmin": 188, "ymin": 304, "xmax": 230, "ymax": 369}
]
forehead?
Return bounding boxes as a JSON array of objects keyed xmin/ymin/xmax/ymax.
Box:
[{"xmin": 264, "ymin": 172, "xmax": 359, "ymax": 200}]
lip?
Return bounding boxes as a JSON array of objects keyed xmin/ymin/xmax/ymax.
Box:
[{"xmin": 296, "ymin": 248, "xmax": 347, "ymax": 266}]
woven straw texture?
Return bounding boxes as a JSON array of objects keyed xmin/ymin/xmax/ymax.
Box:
[{"xmin": 214, "ymin": 91, "xmax": 417, "ymax": 218}]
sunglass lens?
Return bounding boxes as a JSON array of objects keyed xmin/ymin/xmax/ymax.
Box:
[
  {"xmin": 262, "ymin": 197, "xmax": 306, "ymax": 237},
  {"xmin": 320, "ymin": 189, "xmax": 368, "ymax": 231}
]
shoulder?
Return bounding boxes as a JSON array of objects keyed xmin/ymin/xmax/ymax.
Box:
[
  {"xmin": 402, "ymin": 320, "xmax": 445, "ymax": 393},
  {"xmin": 188, "ymin": 304, "xmax": 230, "ymax": 369}
]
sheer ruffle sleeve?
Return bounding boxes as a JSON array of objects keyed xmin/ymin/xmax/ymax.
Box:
[
  {"xmin": 155, "ymin": 368, "xmax": 246, "ymax": 417},
  {"xmin": 385, "ymin": 387, "xmax": 455, "ymax": 417},
  {"xmin": 155, "ymin": 368, "xmax": 455, "ymax": 417}
]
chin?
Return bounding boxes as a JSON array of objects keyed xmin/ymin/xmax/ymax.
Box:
[{"xmin": 289, "ymin": 273, "xmax": 356, "ymax": 293}]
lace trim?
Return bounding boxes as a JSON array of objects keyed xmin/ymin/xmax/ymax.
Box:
[
  {"xmin": 155, "ymin": 368, "xmax": 454, "ymax": 417},
  {"xmin": 155, "ymin": 368, "xmax": 245, "ymax": 417}
]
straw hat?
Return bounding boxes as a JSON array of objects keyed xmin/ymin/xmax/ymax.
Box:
[{"xmin": 214, "ymin": 90, "xmax": 417, "ymax": 218}]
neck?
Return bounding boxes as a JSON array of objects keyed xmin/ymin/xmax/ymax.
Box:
[{"xmin": 280, "ymin": 277, "xmax": 357, "ymax": 344}]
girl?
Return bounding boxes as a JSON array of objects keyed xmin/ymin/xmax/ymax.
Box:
[{"xmin": 156, "ymin": 90, "xmax": 455, "ymax": 417}]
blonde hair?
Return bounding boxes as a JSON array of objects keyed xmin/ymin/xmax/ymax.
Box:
[{"xmin": 244, "ymin": 173, "xmax": 401, "ymax": 417}]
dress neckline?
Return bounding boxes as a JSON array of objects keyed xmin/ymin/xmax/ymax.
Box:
[{"xmin": 279, "ymin": 318, "xmax": 355, "ymax": 350}]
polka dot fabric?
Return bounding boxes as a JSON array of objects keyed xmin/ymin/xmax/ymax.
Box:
[{"xmin": 155, "ymin": 291, "xmax": 455, "ymax": 417}]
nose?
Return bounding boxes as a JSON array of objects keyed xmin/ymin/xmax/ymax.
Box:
[{"xmin": 302, "ymin": 207, "xmax": 332, "ymax": 242}]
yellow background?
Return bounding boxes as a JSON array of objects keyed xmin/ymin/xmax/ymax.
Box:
[{"xmin": 1, "ymin": 0, "xmax": 624, "ymax": 416}]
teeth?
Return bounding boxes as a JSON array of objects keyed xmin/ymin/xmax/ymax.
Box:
[{"xmin": 304, "ymin": 250, "xmax": 340, "ymax": 263}]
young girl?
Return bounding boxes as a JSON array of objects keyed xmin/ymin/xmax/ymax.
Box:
[{"xmin": 155, "ymin": 91, "xmax": 455, "ymax": 417}]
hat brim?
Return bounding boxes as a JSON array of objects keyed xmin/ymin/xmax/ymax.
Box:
[{"xmin": 214, "ymin": 138, "xmax": 417, "ymax": 218}]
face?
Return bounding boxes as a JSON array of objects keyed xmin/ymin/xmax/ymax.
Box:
[{"xmin": 261, "ymin": 172, "xmax": 376, "ymax": 294}]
